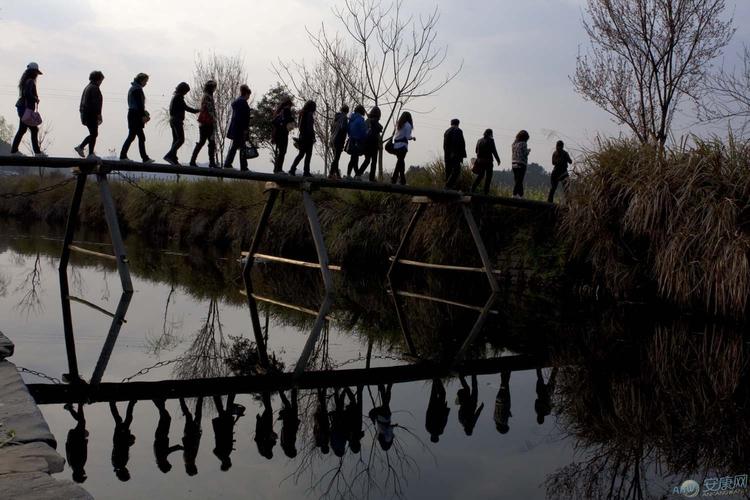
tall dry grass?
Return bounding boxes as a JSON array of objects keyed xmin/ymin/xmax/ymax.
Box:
[{"xmin": 562, "ymin": 137, "xmax": 750, "ymax": 317}]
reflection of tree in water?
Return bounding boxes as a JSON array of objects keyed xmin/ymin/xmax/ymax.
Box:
[
  {"xmin": 0, "ymin": 271, "xmax": 9, "ymax": 297},
  {"xmin": 15, "ymin": 252, "xmax": 43, "ymax": 316},
  {"xmin": 147, "ymin": 283, "xmax": 183, "ymax": 356},
  {"xmin": 285, "ymin": 383, "xmax": 427, "ymax": 500},
  {"xmin": 173, "ymin": 298, "xmax": 230, "ymax": 379},
  {"xmin": 546, "ymin": 321, "xmax": 750, "ymax": 500}
]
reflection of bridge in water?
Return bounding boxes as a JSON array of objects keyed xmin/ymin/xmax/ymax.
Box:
[{"xmin": 1, "ymin": 155, "xmax": 552, "ymax": 388}]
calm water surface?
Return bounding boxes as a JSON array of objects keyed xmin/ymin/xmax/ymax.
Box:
[{"xmin": 0, "ymin": 226, "xmax": 746, "ymax": 499}]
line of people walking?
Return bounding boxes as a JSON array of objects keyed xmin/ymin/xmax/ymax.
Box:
[{"xmin": 9, "ymin": 62, "xmax": 572, "ymax": 201}]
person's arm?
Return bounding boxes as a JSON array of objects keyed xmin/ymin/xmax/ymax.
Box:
[
  {"xmin": 136, "ymin": 89, "xmax": 146, "ymax": 113},
  {"xmin": 185, "ymin": 96, "xmax": 199, "ymax": 114},
  {"xmin": 458, "ymin": 130, "xmax": 466, "ymax": 158},
  {"xmin": 492, "ymin": 142, "xmax": 501, "ymax": 164},
  {"xmin": 566, "ymin": 151, "xmax": 572, "ymax": 165},
  {"xmin": 94, "ymin": 87, "xmax": 103, "ymax": 117}
]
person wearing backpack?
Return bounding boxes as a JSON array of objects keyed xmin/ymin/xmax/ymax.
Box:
[
  {"xmin": 271, "ymin": 97, "xmax": 294, "ymax": 173},
  {"xmin": 471, "ymin": 129, "xmax": 501, "ymax": 195},
  {"xmin": 223, "ymin": 84, "xmax": 252, "ymax": 171},
  {"xmin": 511, "ymin": 130, "xmax": 531, "ymax": 198},
  {"xmin": 328, "ymin": 104, "xmax": 349, "ymax": 179},
  {"xmin": 548, "ymin": 140, "xmax": 573, "ymax": 203},
  {"xmin": 10, "ymin": 62, "xmax": 44, "ymax": 156},
  {"xmin": 74, "ymin": 70, "xmax": 104, "ymax": 159},
  {"xmin": 346, "ymin": 105, "xmax": 367, "ymax": 179},
  {"xmin": 164, "ymin": 82, "xmax": 198, "ymax": 165},
  {"xmin": 288, "ymin": 100, "xmax": 317, "ymax": 177},
  {"xmin": 356, "ymin": 106, "xmax": 383, "ymax": 182},
  {"xmin": 119, "ymin": 73, "xmax": 153, "ymax": 163},
  {"xmin": 390, "ymin": 112, "xmax": 415, "ymax": 185},
  {"xmin": 443, "ymin": 118, "xmax": 466, "ymax": 189},
  {"xmin": 189, "ymin": 80, "xmax": 218, "ymax": 168}
]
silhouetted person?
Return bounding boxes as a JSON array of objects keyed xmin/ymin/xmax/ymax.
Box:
[
  {"xmin": 346, "ymin": 105, "xmax": 367, "ymax": 178},
  {"xmin": 357, "ymin": 106, "xmax": 384, "ymax": 182},
  {"xmin": 212, "ymin": 394, "xmax": 245, "ymax": 470},
  {"xmin": 425, "ymin": 379, "xmax": 450, "ymax": 443},
  {"xmin": 548, "ymin": 141, "xmax": 572, "ymax": 203},
  {"xmin": 164, "ymin": 82, "xmax": 198, "ymax": 165},
  {"xmin": 344, "ymin": 386, "xmax": 365, "ymax": 453},
  {"xmin": 271, "ymin": 97, "xmax": 295, "ymax": 173},
  {"xmin": 119, "ymin": 72, "xmax": 153, "ymax": 163},
  {"xmin": 224, "ymin": 84, "xmax": 252, "ymax": 171},
  {"xmin": 153, "ymin": 399, "xmax": 182, "ymax": 473},
  {"xmin": 534, "ymin": 368, "xmax": 558, "ymax": 425},
  {"xmin": 471, "ymin": 129, "xmax": 501, "ymax": 195},
  {"xmin": 11, "ymin": 62, "xmax": 43, "ymax": 156},
  {"xmin": 64, "ymin": 403, "xmax": 88, "ymax": 483},
  {"xmin": 443, "ymin": 119, "xmax": 467, "ymax": 189},
  {"xmin": 390, "ymin": 112, "xmax": 415, "ymax": 185},
  {"xmin": 511, "ymin": 130, "xmax": 530, "ymax": 198},
  {"xmin": 75, "ymin": 70, "xmax": 104, "ymax": 159},
  {"xmin": 289, "ymin": 100, "xmax": 317, "ymax": 177},
  {"xmin": 330, "ymin": 388, "xmax": 348, "ymax": 457},
  {"xmin": 180, "ymin": 397, "xmax": 203, "ymax": 476},
  {"xmin": 110, "ymin": 400, "xmax": 137, "ymax": 481},
  {"xmin": 456, "ymin": 374, "xmax": 484, "ymax": 436},
  {"xmin": 254, "ymin": 393, "xmax": 277, "ymax": 460},
  {"xmin": 494, "ymin": 370, "xmax": 512, "ymax": 434},
  {"xmin": 190, "ymin": 80, "xmax": 218, "ymax": 168},
  {"xmin": 313, "ymin": 388, "xmax": 331, "ymax": 455},
  {"xmin": 278, "ymin": 389, "xmax": 299, "ymax": 459},
  {"xmin": 329, "ymin": 104, "xmax": 349, "ymax": 178},
  {"xmin": 369, "ymin": 384, "xmax": 395, "ymax": 451}
]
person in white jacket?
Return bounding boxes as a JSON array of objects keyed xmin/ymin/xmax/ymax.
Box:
[{"xmin": 390, "ymin": 112, "xmax": 415, "ymax": 185}]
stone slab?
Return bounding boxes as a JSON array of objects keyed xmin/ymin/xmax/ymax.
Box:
[
  {"xmin": 0, "ymin": 471, "xmax": 93, "ymax": 500},
  {"xmin": 0, "ymin": 442, "xmax": 65, "ymax": 475},
  {"xmin": 0, "ymin": 361, "xmax": 56, "ymax": 447},
  {"xmin": 0, "ymin": 331, "xmax": 13, "ymax": 360}
]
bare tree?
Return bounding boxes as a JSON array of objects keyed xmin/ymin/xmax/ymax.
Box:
[
  {"xmin": 700, "ymin": 44, "xmax": 750, "ymax": 127},
  {"xmin": 189, "ymin": 53, "xmax": 248, "ymax": 165},
  {"xmin": 573, "ymin": 0, "xmax": 734, "ymax": 147},
  {"xmin": 274, "ymin": 46, "xmax": 364, "ymax": 174},
  {"xmin": 0, "ymin": 115, "xmax": 12, "ymax": 144},
  {"xmin": 308, "ymin": 0, "xmax": 462, "ymax": 177}
]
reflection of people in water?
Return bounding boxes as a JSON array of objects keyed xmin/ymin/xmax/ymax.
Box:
[
  {"xmin": 64, "ymin": 403, "xmax": 88, "ymax": 483},
  {"xmin": 369, "ymin": 384, "xmax": 395, "ymax": 451},
  {"xmin": 254, "ymin": 392, "xmax": 277, "ymax": 460},
  {"xmin": 425, "ymin": 379, "xmax": 450, "ymax": 443},
  {"xmin": 278, "ymin": 389, "xmax": 299, "ymax": 459},
  {"xmin": 534, "ymin": 368, "xmax": 557, "ymax": 425},
  {"xmin": 494, "ymin": 370, "xmax": 512, "ymax": 434},
  {"xmin": 330, "ymin": 388, "xmax": 348, "ymax": 457},
  {"xmin": 179, "ymin": 397, "xmax": 203, "ymax": 476},
  {"xmin": 456, "ymin": 374, "xmax": 484, "ymax": 436},
  {"xmin": 153, "ymin": 399, "xmax": 182, "ymax": 473},
  {"xmin": 344, "ymin": 386, "xmax": 365, "ymax": 453},
  {"xmin": 110, "ymin": 400, "xmax": 137, "ymax": 481},
  {"xmin": 313, "ymin": 388, "xmax": 331, "ymax": 454},
  {"xmin": 213, "ymin": 394, "xmax": 245, "ymax": 470}
]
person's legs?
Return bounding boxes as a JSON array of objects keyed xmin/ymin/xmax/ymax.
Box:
[
  {"xmin": 190, "ymin": 125, "xmax": 208, "ymax": 166},
  {"xmin": 513, "ymin": 167, "xmax": 525, "ymax": 197},
  {"xmin": 224, "ymin": 141, "xmax": 238, "ymax": 168},
  {"xmin": 302, "ymin": 144, "xmax": 312, "ymax": 175},
  {"xmin": 517, "ymin": 165, "xmax": 526, "ymax": 198},
  {"xmin": 239, "ymin": 140, "xmax": 248, "ymax": 171},
  {"xmin": 396, "ymin": 150, "xmax": 407, "ymax": 185},
  {"xmin": 10, "ymin": 120, "xmax": 29, "ymax": 153},
  {"xmin": 120, "ymin": 129, "xmax": 137, "ymax": 159},
  {"xmin": 483, "ymin": 165, "xmax": 493, "ymax": 195},
  {"xmin": 357, "ymin": 154, "xmax": 371, "ymax": 177},
  {"xmin": 288, "ymin": 146, "xmax": 305, "ymax": 175},
  {"xmin": 330, "ymin": 146, "xmax": 343, "ymax": 177},
  {"xmin": 28, "ymin": 126, "xmax": 40, "ymax": 154},
  {"xmin": 275, "ymin": 135, "xmax": 289, "ymax": 173},
  {"xmin": 136, "ymin": 129, "xmax": 149, "ymax": 161},
  {"xmin": 445, "ymin": 159, "xmax": 460, "ymax": 188},
  {"xmin": 86, "ymin": 122, "xmax": 98, "ymax": 155},
  {"xmin": 347, "ymin": 153, "xmax": 359, "ymax": 177},
  {"xmin": 471, "ymin": 169, "xmax": 484, "ymax": 192},
  {"xmin": 548, "ymin": 174, "xmax": 559, "ymax": 203}
]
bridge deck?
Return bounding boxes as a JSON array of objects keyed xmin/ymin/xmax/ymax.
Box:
[{"xmin": 0, "ymin": 155, "xmax": 552, "ymax": 210}]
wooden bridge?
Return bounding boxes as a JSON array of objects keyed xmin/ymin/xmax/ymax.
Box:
[{"xmin": 0, "ymin": 155, "xmax": 553, "ymax": 389}]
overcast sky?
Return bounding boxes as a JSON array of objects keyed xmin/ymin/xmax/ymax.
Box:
[{"xmin": 0, "ymin": 0, "xmax": 747, "ymax": 172}]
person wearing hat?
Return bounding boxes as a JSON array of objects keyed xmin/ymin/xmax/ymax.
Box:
[
  {"xmin": 471, "ymin": 128, "xmax": 501, "ymax": 195},
  {"xmin": 10, "ymin": 62, "xmax": 44, "ymax": 156},
  {"xmin": 164, "ymin": 81, "xmax": 198, "ymax": 165},
  {"xmin": 75, "ymin": 71, "xmax": 104, "ymax": 159},
  {"xmin": 119, "ymin": 72, "xmax": 153, "ymax": 163},
  {"xmin": 443, "ymin": 118, "xmax": 466, "ymax": 189}
]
